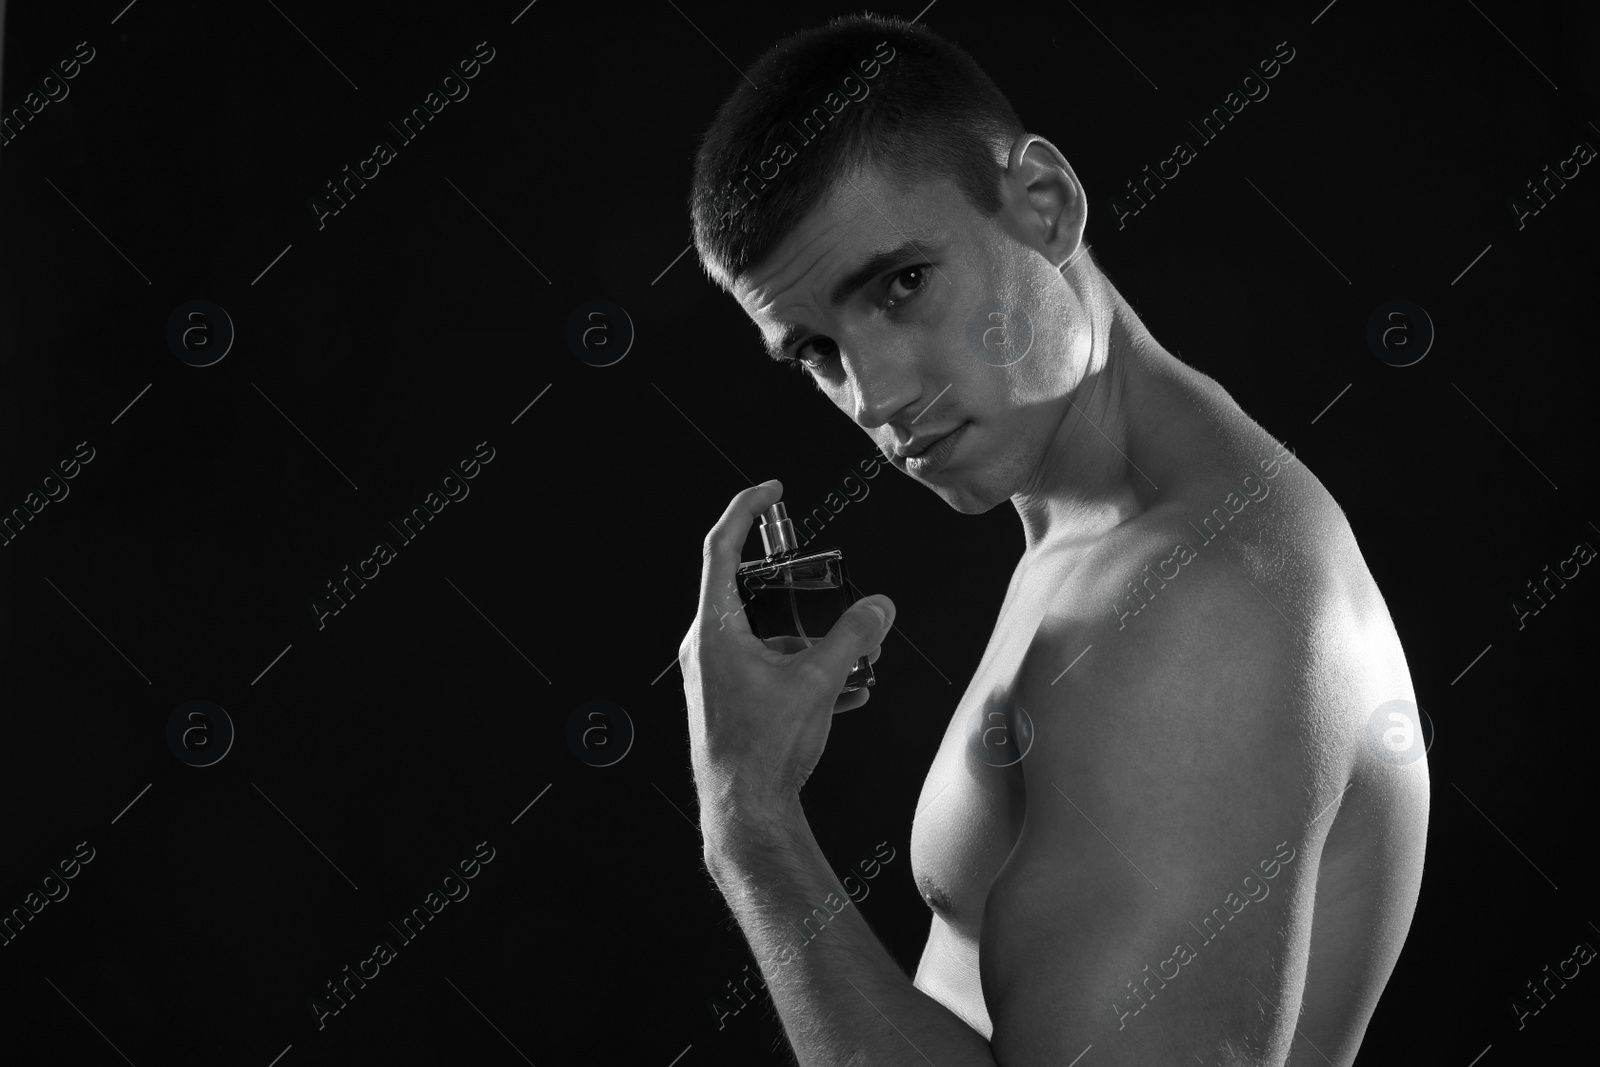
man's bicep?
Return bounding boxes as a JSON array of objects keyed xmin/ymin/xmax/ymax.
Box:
[
  {"xmin": 977, "ymin": 595, "xmax": 1329, "ymax": 1065},
  {"xmin": 979, "ymin": 820, "xmax": 1317, "ymax": 1066}
]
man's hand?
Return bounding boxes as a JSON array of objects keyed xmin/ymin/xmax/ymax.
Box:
[{"xmin": 680, "ymin": 479, "xmax": 895, "ymax": 821}]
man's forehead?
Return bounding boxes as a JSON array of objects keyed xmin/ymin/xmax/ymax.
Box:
[
  {"xmin": 735, "ymin": 172, "xmax": 960, "ymax": 317},
  {"xmin": 738, "ymin": 190, "xmax": 879, "ymax": 302}
]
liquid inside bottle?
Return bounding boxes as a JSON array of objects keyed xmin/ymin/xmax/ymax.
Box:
[{"xmin": 736, "ymin": 503, "xmax": 875, "ymax": 693}]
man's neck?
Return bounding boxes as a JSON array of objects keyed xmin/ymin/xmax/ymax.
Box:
[{"xmin": 1011, "ymin": 270, "xmax": 1181, "ymax": 558}]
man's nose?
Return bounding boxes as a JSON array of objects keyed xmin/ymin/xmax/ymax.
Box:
[{"xmin": 846, "ymin": 343, "xmax": 918, "ymax": 429}]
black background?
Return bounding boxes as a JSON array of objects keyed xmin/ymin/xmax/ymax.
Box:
[{"xmin": 0, "ymin": 1, "xmax": 1595, "ymax": 1064}]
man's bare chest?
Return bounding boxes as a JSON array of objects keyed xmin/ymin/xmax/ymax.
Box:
[{"xmin": 908, "ymin": 556, "xmax": 1071, "ymax": 927}]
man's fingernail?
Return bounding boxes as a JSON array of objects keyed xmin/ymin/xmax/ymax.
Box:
[
  {"xmin": 759, "ymin": 478, "xmax": 778, "ymax": 487},
  {"xmin": 866, "ymin": 601, "xmax": 887, "ymax": 624}
]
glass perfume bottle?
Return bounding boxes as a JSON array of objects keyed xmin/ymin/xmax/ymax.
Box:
[{"xmin": 736, "ymin": 502, "xmax": 875, "ymax": 692}]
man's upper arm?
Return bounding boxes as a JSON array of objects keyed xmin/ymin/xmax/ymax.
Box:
[{"xmin": 978, "ymin": 562, "xmax": 1344, "ymax": 1066}]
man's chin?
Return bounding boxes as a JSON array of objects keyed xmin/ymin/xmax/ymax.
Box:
[
  {"xmin": 923, "ymin": 476, "xmax": 1007, "ymax": 515},
  {"xmin": 945, "ymin": 494, "xmax": 1002, "ymax": 514},
  {"xmin": 890, "ymin": 448, "xmax": 1008, "ymax": 513}
]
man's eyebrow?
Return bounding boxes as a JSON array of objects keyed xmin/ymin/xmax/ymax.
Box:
[
  {"xmin": 828, "ymin": 240, "xmax": 929, "ymax": 309},
  {"xmin": 764, "ymin": 239, "xmax": 935, "ymax": 361}
]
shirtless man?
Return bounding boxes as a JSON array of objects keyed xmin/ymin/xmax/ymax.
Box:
[{"xmin": 679, "ymin": 16, "xmax": 1427, "ymax": 1066}]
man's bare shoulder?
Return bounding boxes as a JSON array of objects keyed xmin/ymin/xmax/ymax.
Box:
[
  {"xmin": 1017, "ymin": 438, "xmax": 1370, "ymax": 758},
  {"xmin": 1061, "ymin": 442, "xmax": 1344, "ymax": 638}
]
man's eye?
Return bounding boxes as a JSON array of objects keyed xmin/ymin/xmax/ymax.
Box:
[
  {"xmin": 886, "ymin": 265, "xmax": 931, "ymax": 308},
  {"xmin": 796, "ymin": 336, "xmax": 838, "ymax": 369},
  {"xmin": 788, "ymin": 265, "xmax": 931, "ymax": 370}
]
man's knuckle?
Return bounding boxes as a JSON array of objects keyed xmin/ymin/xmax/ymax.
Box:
[
  {"xmin": 703, "ymin": 525, "xmax": 732, "ymax": 556},
  {"xmin": 796, "ymin": 658, "xmax": 832, "ymax": 687}
]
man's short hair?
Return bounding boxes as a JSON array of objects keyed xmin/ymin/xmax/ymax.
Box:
[{"xmin": 689, "ymin": 14, "xmax": 1026, "ymax": 294}]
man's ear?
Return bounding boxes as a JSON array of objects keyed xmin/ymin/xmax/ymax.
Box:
[{"xmin": 998, "ymin": 133, "xmax": 1087, "ymax": 271}]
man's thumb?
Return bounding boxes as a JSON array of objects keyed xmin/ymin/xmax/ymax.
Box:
[
  {"xmin": 853, "ymin": 596, "xmax": 893, "ymax": 632},
  {"xmin": 814, "ymin": 597, "xmax": 894, "ymax": 671}
]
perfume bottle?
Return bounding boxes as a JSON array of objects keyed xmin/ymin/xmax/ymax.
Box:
[{"xmin": 736, "ymin": 502, "xmax": 875, "ymax": 692}]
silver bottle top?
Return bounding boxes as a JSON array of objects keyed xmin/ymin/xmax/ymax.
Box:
[{"xmin": 759, "ymin": 502, "xmax": 800, "ymax": 556}]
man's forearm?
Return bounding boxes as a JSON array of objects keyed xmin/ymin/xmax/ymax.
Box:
[{"xmin": 704, "ymin": 798, "xmax": 997, "ymax": 1067}]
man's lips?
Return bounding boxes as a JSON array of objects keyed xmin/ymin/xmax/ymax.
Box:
[
  {"xmin": 895, "ymin": 425, "xmax": 964, "ymax": 458},
  {"xmin": 885, "ymin": 422, "xmax": 970, "ymax": 476}
]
